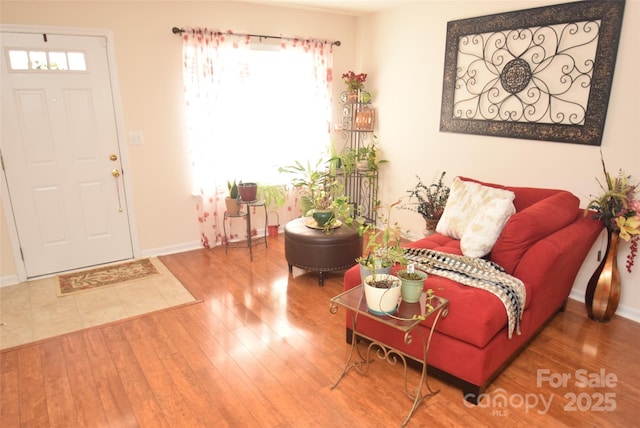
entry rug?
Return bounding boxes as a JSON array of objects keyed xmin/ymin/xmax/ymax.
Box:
[{"xmin": 57, "ymin": 258, "xmax": 160, "ymax": 296}]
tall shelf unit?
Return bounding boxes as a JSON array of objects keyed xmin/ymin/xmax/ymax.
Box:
[{"xmin": 335, "ymin": 91, "xmax": 378, "ymax": 223}]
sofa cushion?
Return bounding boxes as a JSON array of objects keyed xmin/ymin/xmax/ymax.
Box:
[
  {"xmin": 436, "ymin": 177, "xmax": 515, "ymax": 256},
  {"xmin": 407, "ymin": 233, "xmax": 462, "ymax": 255},
  {"xmin": 417, "ymin": 274, "xmax": 526, "ymax": 348},
  {"xmin": 491, "ymin": 191, "xmax": 580, "ymax": 273}
]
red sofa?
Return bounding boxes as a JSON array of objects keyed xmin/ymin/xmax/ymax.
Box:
[{"xmin": 343, "ymin": 177, "xmax": 603, "ymax": 403}]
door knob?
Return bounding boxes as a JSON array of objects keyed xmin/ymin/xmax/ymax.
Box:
[
  {"xmin": 110, "ymin": 154, "xmax": 118, "ymax": 161},
  {"xmin": 112, "ymin": 169, "xmax": 121, "ymax": 177}
]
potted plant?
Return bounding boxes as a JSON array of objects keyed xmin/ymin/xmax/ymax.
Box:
[
  {"xmin": 341, "ymin": 70, "xmax": 367, "ymax": 102},
  {"xmin": 278, "ymin": 159, "xmax": 329, "ymax": 216},
  {"xmin": 331, "ymin": 148, "xmax": 358, "ymax": 174},
  {"xmin": 257, "ymin": 184, "xmax": 287, "ymax": 237},
  {"xmin": 358, "ymin": 138, "xmax": 388, "ymax": 172},
  {"xmin": 331, "ymin": 137, "xmax": 387, "ymax": 175},
  {"xmin": 400, "ymin": 172, "xmax": 450, "ymax": 233},
  {"xmin": 397, "ymin": 263, "xmax": 428, "ymax": 303},
  {"xmin": 307, "ymin": 178, "xmax": 356, "ymax": 233},
  {"xmin": 357, "ymin": 201, "xmax": 406, "ymax": 314},
  {"xmin": 308, "ymin": 189, "xmax": 335, "ymax": 227},
  {"xmin": 238, "ymin": 181, "xmax": 258, "ymax": 202},
  {"xmin": 225, "ymin": 180, "xmax": 241, "ymax": 215}
]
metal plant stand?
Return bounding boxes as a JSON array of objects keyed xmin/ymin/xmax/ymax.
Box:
[
  {"xmin": 223, "ymin": 200, "xmax": 267, "ymax": 261},
  {"xmin": 335, "ymin": 91, "xmax": 378, "ymax": 223}
]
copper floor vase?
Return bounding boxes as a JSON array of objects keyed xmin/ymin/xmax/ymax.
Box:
[{"xmin": 585, "ymin": 231, "xmax": 621, "ymax": 322}]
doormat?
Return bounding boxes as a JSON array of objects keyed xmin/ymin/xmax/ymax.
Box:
[{"xmin": 56, "ymin": 258, "xmax": 160, "ymax": 296}]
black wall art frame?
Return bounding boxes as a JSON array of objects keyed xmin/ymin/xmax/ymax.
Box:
[{"xmin": 439, "ymin": 0, "xmax": 625, "ymax": 145}]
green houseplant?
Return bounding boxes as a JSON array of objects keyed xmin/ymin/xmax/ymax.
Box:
[
  {"xmin": 331, "ymin": 137, "xmax": 388, "ymax": 174},
  {"xmin": 279, "ymin": 158, "xmax": 358, "ymax": 233},
  {"xmin": 225, "ymin": 180, "xmax": 241, "ymax": 216},
  {"xmin": 397, "ymin": 264, "xmax": 428, "ymax": 303},
  {"xmin": 278, "ymin": 159, "xmax": 329, "ymax": 216},
  {"xmin": 357, "ymin": 202, "xmax": 406, "ymax": 279},
  {"xmin": 257, "ymin": 184, "xmax": 287, "ymax": 237},
  {"xmin": 307, "ymin": 177, "xmax": 355, "ymax": 231},
  {"xmin": 400, "ymin": 172, "xmax": 450, "ymax": 232},
  {"xmin": 356, "ymin": 202, "xmax": 406, "ymax": 314}
]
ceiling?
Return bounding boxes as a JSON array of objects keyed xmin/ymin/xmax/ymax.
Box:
[{"xmin": 239, "ymin": 0, "xmax": 409, "ymax": 15}]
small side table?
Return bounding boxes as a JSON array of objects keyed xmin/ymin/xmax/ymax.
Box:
[
  {"xmin": 329, "ymin": 286, "xmax": 448, "ymax": 427},
  {"xmin": 223, "ymin": 200, "xmax": 267, "ymax": 261}
]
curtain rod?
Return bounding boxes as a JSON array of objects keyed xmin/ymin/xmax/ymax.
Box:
[{"xmin": 171, "ymin": 27, "xmax": 341, "ymax": 46}]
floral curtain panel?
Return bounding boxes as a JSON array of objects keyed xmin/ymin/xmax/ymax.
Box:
[{"xmin": 181, "ymin": 29, "xmax": 334, "ymax": 248}]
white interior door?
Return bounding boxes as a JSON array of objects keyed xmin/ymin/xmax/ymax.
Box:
[{"xmin": 1, "ymin": 31, "xmax": 133, "ymax": 278}]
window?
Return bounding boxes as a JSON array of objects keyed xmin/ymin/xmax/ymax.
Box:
[
  {"xmin": 217, "ymin": 47, "xmax": 327, "ymax": 182},
  {"xmin": 183, "ymin": 37, "xmax": 332, "ymax": 192},
  {"xmin": 182, "ymin": 29, "xmax": 334, "ymax": 247},
  {"xmin": 7, "ymin": 49, "xmax": 87, "ymax": 71}
]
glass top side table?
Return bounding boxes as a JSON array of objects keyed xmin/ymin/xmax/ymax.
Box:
[{"xmin": 329, "ymin": 285, "xmax": 449, "ymax": 427}]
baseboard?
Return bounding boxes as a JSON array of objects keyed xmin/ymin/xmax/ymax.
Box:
[
  {"xmin": 1, "ymin": 274, "xmax": 20, "ymax": 288},
  {"xmin": 140, "ymin": 240, "xmax": 203, "ymax": 258},
  {"xmin": 568, "ymin": 291, "xmax": 640, "ymax": 323},
  {"xmin": 0, "ymin": 240, "xmax": 203, "ymax": 288}
]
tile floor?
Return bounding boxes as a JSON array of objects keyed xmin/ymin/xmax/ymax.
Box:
[{"xmin": 0, "ymin": 258, "xmax": 195, "ymax": 350}]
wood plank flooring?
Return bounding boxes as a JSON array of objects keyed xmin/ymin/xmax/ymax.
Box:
[{"xmin": 1, "ymin": 234, "xmax": 638, "ymax": 427}]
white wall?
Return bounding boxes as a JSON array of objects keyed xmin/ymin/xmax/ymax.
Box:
[{"xmin": 357, "ymin": 0, "xmax": 640, "ymax": 320}]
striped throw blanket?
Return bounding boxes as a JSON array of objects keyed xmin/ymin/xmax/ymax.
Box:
[{"xmin": 403, "ymin": 248, "xmax": 526, "ymax": 339}]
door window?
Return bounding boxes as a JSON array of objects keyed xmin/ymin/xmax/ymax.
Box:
[{"xmin": 7, "ymin": 49, "xmax": 87, "ymax": 71}]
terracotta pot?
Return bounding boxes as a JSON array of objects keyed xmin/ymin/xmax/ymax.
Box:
[
  {"xmin": 268, "ymin": 225, "xmax": 279, "ymax": 237},
  {"xmin": 346, "ymin": 91, "xmax": 359, "ymax": 103},
  {"xmin": 585, "ymin": 231, "xmax": 621, "ymax": 322},
  {"xmin": 225, "ymin": 197, "xmax": 241, "ymax": 216},
  {"xmin": 267, "ymin": 211, "xmax": 280, "ymax": 237}
]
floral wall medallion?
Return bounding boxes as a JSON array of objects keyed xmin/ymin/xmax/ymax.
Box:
[{"xmin": 439, "ymin": 0, "xmax": 625, "ymax": 145}]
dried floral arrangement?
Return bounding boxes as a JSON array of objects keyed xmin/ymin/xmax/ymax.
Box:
[
  {"xmin": 586, "ymin": 153, "xmax": 639, "ymax": 272},
  {"xmin": 400, "ymin": 172, "xmax": 450, "ymax": 222}
]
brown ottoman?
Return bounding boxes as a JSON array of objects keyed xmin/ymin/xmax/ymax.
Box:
[{"xmin": 284, "ymin": 217, "xmax": 363, "ymax": 285}]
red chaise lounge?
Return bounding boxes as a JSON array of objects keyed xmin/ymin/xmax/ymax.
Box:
[{"xmin": 342, "ymin": 176, "xmax": 603, "ymax": 403}]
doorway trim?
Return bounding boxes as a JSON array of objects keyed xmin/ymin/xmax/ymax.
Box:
[{"xmin": 1, "ymin": 24, "xmax": 140, "ymax": 283}]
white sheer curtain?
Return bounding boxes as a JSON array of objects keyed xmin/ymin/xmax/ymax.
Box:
[{"xmin": 181, "ymin": 29, "xmax": 334, "ymax": 248}]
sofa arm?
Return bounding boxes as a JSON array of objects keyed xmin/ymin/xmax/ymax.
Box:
[{"xmin": 514, "ymin": 212, "xmax": 602, "ymax": 310}]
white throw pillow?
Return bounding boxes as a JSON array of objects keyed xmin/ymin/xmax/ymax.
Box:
[
  {"xmin": 461, "ymin": 198, "xmax": 516, "ymax": 257},
  {"xmin": 436, "ymin": 177, "xmax": 516, "ymax": 257}
]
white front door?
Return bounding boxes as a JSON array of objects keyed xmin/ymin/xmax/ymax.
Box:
[{"xmin": 1, "ymin": 31, "xmax": 134, "ymax": 278}]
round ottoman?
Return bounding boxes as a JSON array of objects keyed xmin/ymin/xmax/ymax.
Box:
[{"xmin": 284, "ymin": 217, "xmax": 363, "ymax": 285}]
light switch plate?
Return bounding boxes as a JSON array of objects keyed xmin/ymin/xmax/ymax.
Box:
[{"xmin": 128, "ymin": 131, "xmax": 144, "ymax": 145}]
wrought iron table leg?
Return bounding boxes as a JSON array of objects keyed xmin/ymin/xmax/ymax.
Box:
[
  {"xmin": 246, "ymin": 205, "xmax": 253, "ymax": 261},
  {"xmin": 330, "ymin": 303, "xmax": 368, "ymax": 389},
  {"xmin": 400, "ymin": 306, "xmax": 447, "ymax": 427}
]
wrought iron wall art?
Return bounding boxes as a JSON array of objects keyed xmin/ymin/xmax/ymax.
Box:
[{"xmin": 440, "ymin": 1, "xmax": 625, "ymax": 145}]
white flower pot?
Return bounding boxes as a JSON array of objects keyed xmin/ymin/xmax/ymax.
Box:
[
  {"xmin": 359, "ymin": 263, "xmax": 391, "ymax": 284},
  {"xmin": 363, "ymin": 274, "xmax": 401, "ymax": 315}
]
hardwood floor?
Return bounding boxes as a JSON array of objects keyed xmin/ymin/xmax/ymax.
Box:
[{"xmin": 1, "ymin": 234, "xmax": 638, "ymax": 427}]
